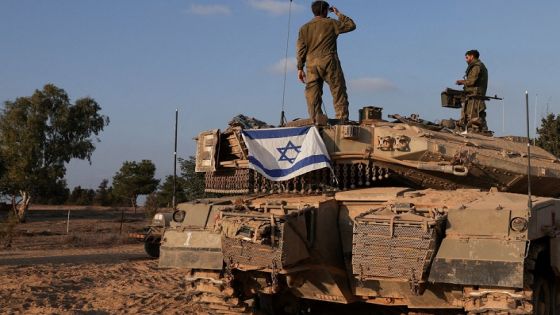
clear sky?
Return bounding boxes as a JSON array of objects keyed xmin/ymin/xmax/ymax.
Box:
[{"xmin": 1, "ymin": 0, "xmax": 559, "ymax": 189}]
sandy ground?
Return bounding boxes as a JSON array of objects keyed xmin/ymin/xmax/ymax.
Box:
[
  {"xmin": 0, "ymin": 206, "xmax": 194, "ymax": 314},
  {"xmin": 0, "ymin": 207, "xmax": 447, "ymax": 315}
]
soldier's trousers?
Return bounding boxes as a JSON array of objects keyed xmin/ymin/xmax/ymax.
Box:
[
  {"xmin": 305, "ymin": 55, "xmax": 349, "ymax": 123},
  {"xmin": 462, "ymin": 98, "xmax": 487, "ymax": 130}
]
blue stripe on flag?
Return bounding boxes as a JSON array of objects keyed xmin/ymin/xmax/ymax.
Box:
[
  {"xmin": 242, "ymin": 127, "xmax": 310, "ymax": 140},
  {"xmin": 249, "ymin": 154, "xmax": 330, "ymax": 178}
]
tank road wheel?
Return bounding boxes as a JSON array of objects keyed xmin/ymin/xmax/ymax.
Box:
[
  {"xmin": 144, "ymin": 236, "xmax": 161, "ymax": 258},
  {"xmin": 186, "ymin": 270, "xmax": 253, "ymax": 314}
]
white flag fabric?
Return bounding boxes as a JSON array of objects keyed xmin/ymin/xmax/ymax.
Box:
[{"xmin": 241, "ymin": 126, "xmax": 331, "ymax": 181}]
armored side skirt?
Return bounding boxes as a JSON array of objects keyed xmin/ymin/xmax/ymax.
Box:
[
  {"xmin": 159, "ymin": 229, "xmax": 223, "ymax": 270},
  {"xmin": 429, "ymin": 238, "xmax": 526, "ymax": 288}
]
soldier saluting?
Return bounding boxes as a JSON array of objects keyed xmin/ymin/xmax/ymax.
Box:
[
  {"xmin": 456, "ymin": 50, "xmax": 489, "ymax": 131},
  {"xmin": 296, "ymin": 1, "xmax": 356, "ymax": 124}
]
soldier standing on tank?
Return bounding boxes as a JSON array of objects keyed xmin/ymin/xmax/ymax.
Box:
[
  {"xmin": 296, "ymin": 1, "xmax": 356, "ymax": 124},
  {"xmin": 456, "ymin": 50, "xmax": 489, "ymax": 131}
]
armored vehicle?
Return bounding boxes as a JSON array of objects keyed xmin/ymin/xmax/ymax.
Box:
[
  {"xmin": 160, "ymin": 107, "xmax": 560, "ymax": 314},
  {"xmin": 130, "ymin": 211, "xmax": 172, "ymax": 258}
]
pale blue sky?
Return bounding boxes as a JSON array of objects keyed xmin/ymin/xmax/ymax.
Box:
[{"xmin": 1, "ymin": 0, "xmax": 559, "ymax": 189}]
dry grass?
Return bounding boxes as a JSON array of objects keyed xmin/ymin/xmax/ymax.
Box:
[
  {"xmin": 64, "ymin": 231, "xmax": 136, "ymax": 247},
  {"xmin": 3, "ymin": 205, "xmax": 150, "ymax": 251},
  {"xmin": 0, "ymin": 213, "xmax": 18, "ymax": 248}
]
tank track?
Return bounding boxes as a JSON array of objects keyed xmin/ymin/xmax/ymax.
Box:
[
  {"xmin": 186, "ymin": 271, "xmax": 253, "ymax": 314},
  {"xmin": 464, "ymin": 291, "xmax": 532, "ymax": 314}
]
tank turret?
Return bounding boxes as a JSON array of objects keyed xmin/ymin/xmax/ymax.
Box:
[{"xmin": 195, "ymin": 108, "xmax": 560, "ymax": 197}]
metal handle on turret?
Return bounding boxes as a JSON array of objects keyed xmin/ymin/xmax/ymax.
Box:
[
  {"xmin": 416, "ymin": 162, "xmax": 469, "ymax": 176},
  {"xmin": 451, "ymin": 165, "xmax": 469, "ymax": 176},
  {"xmin": 373, "ymin": 155, "xmax": 469, "ymax": 177}
]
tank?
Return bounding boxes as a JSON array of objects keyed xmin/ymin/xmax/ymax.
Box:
[{"xmin": 159, "ymin": 107, "xmax": 560, "ymax": 314}]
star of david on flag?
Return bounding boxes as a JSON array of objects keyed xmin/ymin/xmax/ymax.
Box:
[
  {"xmin": 241, "ymin": 126, "xmax": 332, "ymax": 181},
  {"xmin": 277, "ymin": 141, "xmax": 301, "ymax": 164}
]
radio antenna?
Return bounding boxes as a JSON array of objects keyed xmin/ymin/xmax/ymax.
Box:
[
  {"xmin": 534, "ymin": 93, "xmax": 538, "ymax": 145},
  {"xmin": 173, "ymin": 109, "xmax": 178, "ymax": 210},
  {"xmin": 502, "ymin": 100, "xmax": 505, "ymax": 133},
  {"xmin": 525, "ymin": 91, "xmax": 532, "ymax": 211},
  {"xmin": 279, "ymin": 0, "xmax": 293, "ymax": 127}
]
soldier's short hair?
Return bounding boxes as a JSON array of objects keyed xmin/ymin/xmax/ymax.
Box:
[
  {"xmin": 311, "ymin": 1, "xmax": 330, "ymax": 16},
  {"xmin": 465, "ymin": 50, "xmax": 480, "ymax": 59}
]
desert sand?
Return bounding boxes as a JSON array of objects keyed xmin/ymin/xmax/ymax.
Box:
[{"xmin": 0, "ymin": 206, "xmax": 196, "ymax": 314}]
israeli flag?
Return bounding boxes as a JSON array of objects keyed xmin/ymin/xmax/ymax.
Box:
[{"xmin": 241, "ymin": 126, "xmax": 331, "ymax": 181}]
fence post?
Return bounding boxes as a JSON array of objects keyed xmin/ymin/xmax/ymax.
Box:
[{"xmin": 66, "ymin": 209, "xmax": 71, "ymax": 234}]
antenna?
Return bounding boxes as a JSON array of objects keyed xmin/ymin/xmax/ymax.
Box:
[
  {"xmin": 502, "ymin": 100, "xmax": 505, "ymax": 133},
  {"xmin": 173, "ymin": 109, "xmax": 178, "ymax": 210},
  {"xmin": 533, "ymin": 93, "xmax": 538, "ymax": 145},
  {"xmin": 525, "ymin": 91, "xmax": 532, "ymax": 211},
  {"xmin": 279, "ymin": 0, "xmax": 293, "ymax": 127}
]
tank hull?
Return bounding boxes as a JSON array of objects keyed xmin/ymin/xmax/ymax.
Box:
[{"xmin": 166, "ymin": 113, "xmax": 560, "ymax": 313}]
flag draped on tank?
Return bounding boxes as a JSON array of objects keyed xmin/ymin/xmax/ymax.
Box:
[{"xmin": 241, "ymin": 126, "xmax": 331, "ymax": 181}]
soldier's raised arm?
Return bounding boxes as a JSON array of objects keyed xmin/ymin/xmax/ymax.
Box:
[{"xmin": 331, "ymin": 6, "xmax": 356, "ymax": 34}]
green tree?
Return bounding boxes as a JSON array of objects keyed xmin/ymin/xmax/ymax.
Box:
[
  {"xmin": 0, "ymin": 84, "xmax": 109, "ymax": 222},
  {"xmin": 536, "ymin": 113, "xmax": 560, "ymax": 158},
  {"xmin": 179, "ymin": 156, "xmax": 215, "ymax": 201},
  {"xmin": 67, "ymin": 186, "xmax": 95, "ymax": 205},
  {"xmin": 93, "ymin": 179, "xmax": 112, "ymax": 206},
  {"xmin": 33, "ymin": 179, "xmax": 70, "ymax": 205},
  {"xmin": 155, "ymin": 175, "xmax": 187, "ymax": 207},
  {"xmin": 112, "ymin": 160, "xmax": 159, "ymax": 211},
  {"xmin": 107, "ymin": 186, "xmax": 127, "ymax": 206}
]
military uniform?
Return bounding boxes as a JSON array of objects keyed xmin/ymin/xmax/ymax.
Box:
[
  {"xmin": 296, "ymin": 14, "xmax": 356, "ymax": 123},
  {"xmin": 461, "ymin": 59, "xmax": 488, "ymax": 130}
]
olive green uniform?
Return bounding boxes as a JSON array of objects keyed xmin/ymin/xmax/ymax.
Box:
[
  {"xmin": 296, "ymin": 14, "xmax": 356, "ymax": 122},
  {"xmin": 461, "ymin": 59, "xmax": 488, "ymax": 130}
]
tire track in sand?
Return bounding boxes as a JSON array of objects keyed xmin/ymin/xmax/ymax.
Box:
[{"xmin": 0, "ymin": 246, "xmax": 198, "ymax": 314}]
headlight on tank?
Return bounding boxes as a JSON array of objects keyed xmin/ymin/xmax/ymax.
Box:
[
  {"xmin": 510, "ymin": 217, "xmax": 528, "ymax": 232},
  {"xmin": 152, "ymin": 213, "xmax": 164, "ymax": 226},
  {"xmin": 173, "ymin": 210, "xmax": 186, "ymax": 223}
]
